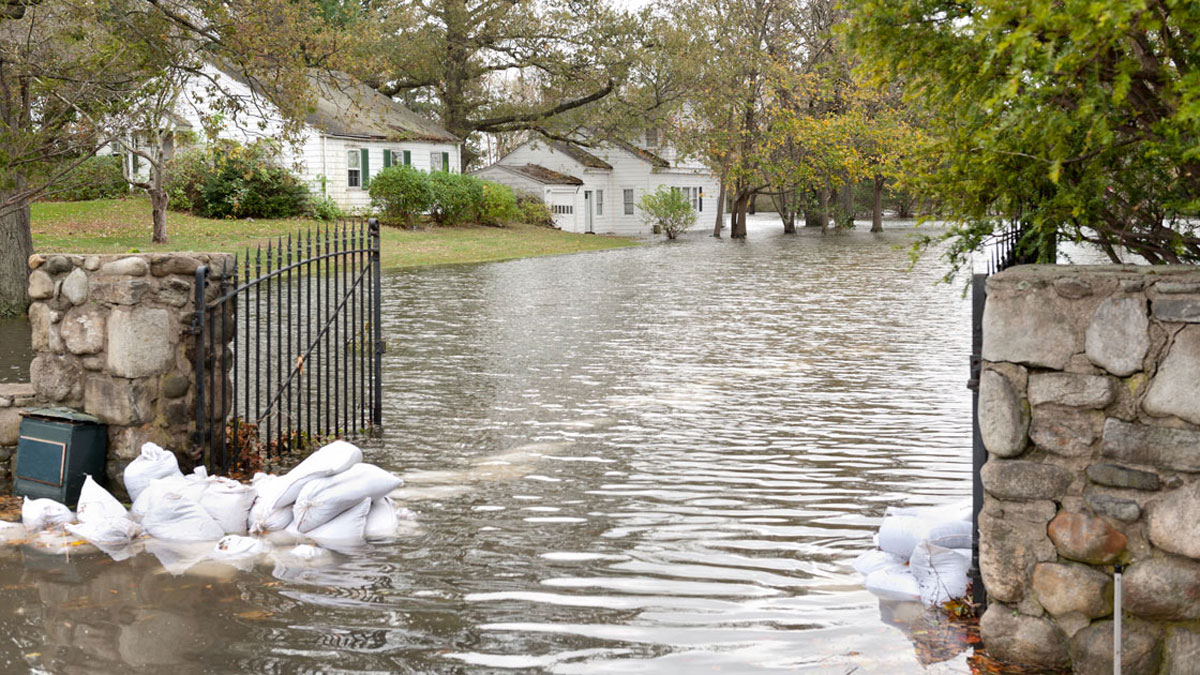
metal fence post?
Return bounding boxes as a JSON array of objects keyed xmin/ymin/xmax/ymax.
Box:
[
  {"xmin": 370, "ymin": 217, "xmax": 383, "ymax": 426},
  {"xmin": 969, "ymin": 271, "xmax": 988, "ymax": 609},
  {"xmin": 192, "ymin": 265, "xmax": 209, "ymax": 463}
]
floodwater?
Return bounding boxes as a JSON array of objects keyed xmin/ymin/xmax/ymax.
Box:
[{"xmin": 0, "ymin": 216, "xmax": 981, "ymax": 673}]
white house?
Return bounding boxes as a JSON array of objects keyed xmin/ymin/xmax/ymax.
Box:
[
  {"xmin": 159, "ymin": 65, "xmax": 462, "ymax": 211},
  {"xmin": 472, "ymin": 134, "xmax": 719, "ymax": 235}
]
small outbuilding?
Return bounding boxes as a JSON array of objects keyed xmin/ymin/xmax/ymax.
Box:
[{"xmin": 470, "ymin": 163, "xmax": 584, "ymax": 230}]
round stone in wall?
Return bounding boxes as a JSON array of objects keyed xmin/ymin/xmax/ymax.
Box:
[
  {"xmin": 1143, "ymin": 325, "xmax": 1200, "ymax": 425},
  {"xmin": 1148, "ymin": 481, "xmax": 1200, "ymax": 560},
  {"xmin": 1085, "ymin": 296, "xmax": 1150, "ymax": 376},
  {"xmin": 979, "ymin": 370, "xmax": 1028, "ymax": 457}
]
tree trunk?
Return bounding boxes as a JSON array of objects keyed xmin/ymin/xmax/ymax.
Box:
[
  {"xmin": 817, "ymin": 186, "xmax": 831, "ymax": 232},
  {"xmin": 871, "ymin": 175, "xmax": 884, "ymax": 233},
  {"xmin": 838, "ymin": 181, "xmax": 854, "ymax": 228},
  {"xmin": 713, "ymin": 177, "xmax": 727, "ymax": 238},
  {"xmin": 151, "ymin": 187, "xmax": 169, "ymax": 243},
  {"xmin": 0, "ymin": 193, "xmax": 34, "ymax": 317},
  {"xmin": 747, "ymin": 192, "xmax": 756, "ymax": 215},
  {"xmin": 772, "ymin": 191, "xmax": 795, "ymax": 234},
  {"xmin": 803, "ymin": 190, "xmax": 820, "ymax": 227},
  {"xmin": 732, "ymin": 191, "xmax": 749, "ymax": 238}
]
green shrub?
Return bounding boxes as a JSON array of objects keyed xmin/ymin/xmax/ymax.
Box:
[
  {"xmin": 164, "ymin": 147, "xmax": 209, "ymax": 212},
  {"xmin": 476, "ymin": 181, "xmax": 519, "ymax": 226},
  {"xmin": 638, "ymin": 186, "xmax": 696, "ymax": 239},
  {"xmin": 428, "ymin": 172, "xmax": 485, "ymax": 225},
  {"xmin": 201, "ymin": 142, "xmax": 309, "ymax": 219},
  {"xmin": 55, "ymin": 156, "xmax": 127, "ymax": 201},
  {"xmin": 368, "ymin": 165, "xmax": 433, "ymax": 226},
  {"xmin": 515, "ymin": 193, "xmax": 555, "ymax": 227},
  {"xmin": 307, "ymin": 193, "xmax": 344, "ymax": 221}
]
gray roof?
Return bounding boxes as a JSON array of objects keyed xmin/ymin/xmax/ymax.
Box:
[
  {"xmin": 550, "ymin": 141, "xmax": 612, "ymax": 169},
  {"xmin": 308, "ymin": 72, "xmax": 459, "ymax": 143},
  {"xmin": 476, "ymin": 163, "xmax": 583, "ymax": 185}
]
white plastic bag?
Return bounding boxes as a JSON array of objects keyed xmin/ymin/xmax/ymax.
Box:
[
  {"xmin": 198, "ymin": 477, "xmax": 256, "ymax": 534},
  {"xmin": 76, "ymin": 475, "xmax": 128, "ymax": 523},
  {"xmin": 876, "ymin": 515, "xmax": 932, "ymax": 560},
  {"xmin": 66, "ymin": 517, "xmax": 142, "ymax": 546},
  {"xmin": 851, "ymin": 550, "xmax": 906, "ymax": 577},
  {"xmin": 910, "ymin": 540, "xmax": 970, "ymax": 607},
  {"xmin": 247, "ymin": 474, "xmax": 294, "ymax": 534},
  {"xmin": 122, "ymin": 443, "xmax": 184, "ymax": 501},
  {"xmin": 292, "ymin": 464, "xmax": 403, "ymax": 533},
  {"xmin": 21, "ymin": 497, "xmax": 74, "ymax": 532},
  {"xmin": 864, "ymin": 566, "xmax": 921, "ymax": 602},
  {"xmin": 364, "ymin": 497, "xmax": 399, "ymax": 539},
  {"xmin": 269, "ymin": 440, "xmax": 364, "ymax": 511},
  {"xmin": 925, "ymin": 519, "xmax": 974, "ymax": 550},
  {"xmin": 306, "ymin": 497, "xmax": 371, "ymax": 543},
  {"xmin": 139, "ymin": 491, "xmax": 225, "ymax": 541}
]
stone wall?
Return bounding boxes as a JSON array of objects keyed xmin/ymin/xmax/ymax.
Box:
[
  {"xmin": 978, "ymin": 265, "xmax": 1200, "ymax": 673},
  {"xmin": 23, "ymin": 253, "xmax": 232, "ymax": 495}
]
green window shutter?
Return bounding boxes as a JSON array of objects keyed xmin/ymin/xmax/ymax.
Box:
[
  {"xmin": 383, "ymin": 149, "xmax": 392, "ymax": 168},
  {"xmin": 403, "ymin": 150, "xmax": 411, "ymax": 166},
  {"xmin": 361, "ymin": 148, "xmax": 370, "ymax": 187},
  {"xmin": 442, "ymin": 152, "xmax": 450, "ymax": 173}
]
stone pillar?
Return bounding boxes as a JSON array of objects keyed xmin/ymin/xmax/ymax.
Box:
[
  {"xmin": 978, "ymin": 265, "xmax": 1200, "ymax": 672},
  {"xmin": 26, "ymin": 253, "xmax": 232, "ymax": 496}
]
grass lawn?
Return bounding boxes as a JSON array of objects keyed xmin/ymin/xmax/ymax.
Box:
[{"xmin": 31, "ymin": 197, "xmax": 640, "ymax": 270}]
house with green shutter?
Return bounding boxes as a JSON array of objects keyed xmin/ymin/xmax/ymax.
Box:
[{"xmin": 174, "ymin": 64, "xmax": 462, "ymax": 212}]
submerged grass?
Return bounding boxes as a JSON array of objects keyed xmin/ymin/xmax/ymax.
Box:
[{"xmin": 32, "ymin": 197, "xmax": 639, "ymax": 270}]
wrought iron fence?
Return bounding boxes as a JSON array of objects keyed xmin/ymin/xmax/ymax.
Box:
[{"xmin": 192, "ymin": 218, "xmax": 383, "ymax": 474}]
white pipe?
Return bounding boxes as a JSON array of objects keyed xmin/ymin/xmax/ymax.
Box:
[{"xmin": 1114, "ymin": 564, "xmax": 1123, "ymax": 675}]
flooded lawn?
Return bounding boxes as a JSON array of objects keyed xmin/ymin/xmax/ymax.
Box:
[{"xmin": 0, "ymin": 217, "xmax": 978, "ymax": 673}]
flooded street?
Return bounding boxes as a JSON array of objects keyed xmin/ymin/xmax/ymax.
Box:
[{"xmin": 0, "ymin": 217, "xmax": 978, "ymax": 673}]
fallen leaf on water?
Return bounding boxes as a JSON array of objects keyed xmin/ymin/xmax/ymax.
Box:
[{"xmin": 236, "ymin": 610, "xmax": 275, "ymax": 620}]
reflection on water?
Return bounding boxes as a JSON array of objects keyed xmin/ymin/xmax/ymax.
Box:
[
  {"xmin": 0, "ymin": 217, "xmax": 982, "ymax": 673},
  {"xmin": 0, "ymin": 318, "xmax": 31, "ymax": 383}
]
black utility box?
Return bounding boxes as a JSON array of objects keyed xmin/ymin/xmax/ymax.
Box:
[{"xmin": 13, "ymin": 407, "xmax": 107, "ymax": 507}]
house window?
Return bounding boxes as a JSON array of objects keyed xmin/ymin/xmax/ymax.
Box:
[
  {"xmin": 645, "ymin": 128, "xmax": 658, "ymax": 147},
  {"xmin": 623, "ymin": 188, "xmax": 634, "ymax": 215},
  {"xmin": 430, "ymin": 151, "xmax": 442, "ymax": 172},
  {"xmin": 552, "ymin": 204, "xmax": 574, "ymax": 215},
  {"xmin": 347, "ymin": 149, "xmax": 361, "ymax": 188},
  {"xmin": 596, "ymin": 189, "xmax": 603, "ymax": 216},
  {"xmin": 691, "ymin": 187, "xmax": 701, "ymax": 211}
]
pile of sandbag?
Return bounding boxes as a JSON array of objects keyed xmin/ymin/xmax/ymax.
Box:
[
  {"xmin": 11, "ymin": 439, "xmax": 412, "ymax": 573},
  {"xmin": 853, "ymin": 500, "xmax": 973, "ymax": 608}
]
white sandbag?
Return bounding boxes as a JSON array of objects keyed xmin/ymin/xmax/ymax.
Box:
[
  {"xmin": 144, "ymin": 539, "xmax": 214, "ymax": 575},
  {"xmin": 21, "ymin": 497, "xmax": 74, "ymax": 532},
  {"xmin": 122, "ymin": 442, "xmax": 184, "ymax": 502},
  {"xmin": 198, "ymin": 477, "xmax": 256, "ymax": 534},
  {"xmin": 292, "ymin": 463, "xmax": 403, "ymax": 533},
  {"xmin": 185, "ymin": 466, "xmax": 208, "ymax": 482},
  {"xmin": 876, "ymin": 515, "xmax": 932, "ymax": 560},
  {"xmin": 364, "ymin": 497, "xmax": 399, "ymax": 539},
  {"xmin": 306, "ymin": 497, "xmax": 371, "ymax": 543},
  {"xmin": 66, "ymin": 517, "xmax": 142, "ymax": 547},
  {"xmin": 130, "ymin": 475, "xmax": 200, "ymax": 522},
  {"xmin": 926, "ymin": 519, "xmax": 974, "ymax": 550},
  {"xmin": 213, "ymin": 534, "xmax": 269, "ymax": 558},
  {"xmin": 852, "ymin": 549, "xmax": 907, "ymax": 577},
  {"xmin": 76, "ymin": 475, "xmax": 127, "ymax": 523},
  {"xmin": 139, "ymin": 491, "xmax": 225, "ymax": 542},
  {"xmin": 268, "ymin": 440, "xmax": 364, "ymax": 511},
  {"xmin": 951, "ymin": 548, "xmax": 972, "ymax": 565},
  {"xmin": 864, "ymin": 566, "xmax": 921, "ymax": 602},
  {"xmin": 247, "ymin": 474, "xmax": 294, "ymax": 534},
  {"xmin": 910, "ymin": 540, "xmax": 970, "ymax": 607},
  {"xmin": 0, "ymin": 520, "xmax": 26, "ymax": 543}
]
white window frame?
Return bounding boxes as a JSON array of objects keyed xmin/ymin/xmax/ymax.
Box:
[
  {"xmin": 596, "ymin": 189, "xmax": 603, "ymax": 216},
  {"xmin": 347, "ymin": 149, "xmax": 361, "ymax": 189},
  {"xmin": 430, "ymin": 151, "xmax": 442, "ymax": 172},
  {"xmin": 623, "ymin": 188, "xmax": 635, "ymax": 216},
  {"xmin": 645, "ymin": 128, "xmax": 658, "ymax": 147}
]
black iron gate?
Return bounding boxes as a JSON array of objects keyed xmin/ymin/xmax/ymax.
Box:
[
  {"xmin": 192, "ymin": 218, "xmax": 383, "ymax": 474},
  {"xmin": 968, "ymin": 224, "xmax": 1045, "ymax": 607}
]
